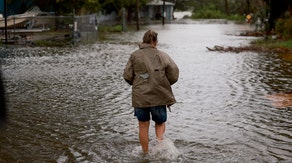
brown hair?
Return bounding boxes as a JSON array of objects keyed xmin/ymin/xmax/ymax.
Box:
[{"xmin": 143, "ymin": 30, "xmax": 158, "ymax": 44}]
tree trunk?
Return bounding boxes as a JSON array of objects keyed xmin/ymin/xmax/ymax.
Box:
[
  {"xmin": 224, "ymin": 0, "xmax": 230, "ymax": 16},
  {"xmin": 162, "ymin": 0, "xmax": 165, "ymax": 25},
  {"xmin": 268, "ymin": 0, "xmax": 291, "ymax": 31},
  {"xmin": 246, "ymin": 0, "xmax": 250, "ymax": 13},
  {"xmin": 127, "ymin": 7, "xmax": 133, "ymax": 23},
  {"xmin": 136, "ymin": 0, "xmax": 140, "ymax": 31}
]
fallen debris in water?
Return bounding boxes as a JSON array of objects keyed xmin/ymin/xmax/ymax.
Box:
[
  {"xmin": 238, "ymin": 31, "xmax": 265, "ymax": 37},
  {"xmin": 206, "ymin": 45, "xmax": 292, "ymax": 54},
  {"xmin": 266, "ymin": 93, "xmax": 292, "ymax": 108}
]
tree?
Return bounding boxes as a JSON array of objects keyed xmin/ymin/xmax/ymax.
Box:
[
  {"xmin": 82, "ymin": 0, "xmax": 101, "ymax": 14},
  {"xmin": 56, "ymin": 0, "xmax": 101, "ymax": 15},
  {"xmin": 224, "ymin": 0, "xmax": 229, "ymax": 16},
  {"xmin": 99, "ymin": 0, "xmax": 150, "ymax": 22},
  {"xmin": 266, "ymin": 0, "xmax": 292, "ymax": 31},
  {"xmin": 169, "ymin": 0, "xmax": 193, "ymax": 11}
]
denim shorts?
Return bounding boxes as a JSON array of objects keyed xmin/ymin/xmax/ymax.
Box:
[{"xmin": 134, "ymin": 105, "xmax": 167, "ymax": 124}]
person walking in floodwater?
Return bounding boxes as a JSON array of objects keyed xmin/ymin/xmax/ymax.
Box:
[{"xmin": 123, "ymin": 30, "xmax": 179, "ymax": 154}]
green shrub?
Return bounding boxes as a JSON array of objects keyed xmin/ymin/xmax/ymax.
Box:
[
  {"xmin": 226, "ymin": 14, "xmax": 244, "ymax": 21},
  {"xmin": 98, "ymin": 25, "xmax": 122, "ymax": 32},
  {"xmin": 275, "ymin": 18, "xmax": 286, "ymax": 35},
  {"xmin": 192, "ymin": 8, "xmax": 226, "ymax": 19},
  {"xmin": 32, "ymin": 40, "xmax": 70, "ymax": 47},
  {"xmin": 252, "ymin": 38, "xmax": 292, "ymax": 49},
  {"xmin": 277, "ymin": 39, "xmax": 292, "ymax": 48},
  {"xmin": 112, "ymin": 25, "xmax": 122, "ymax": 32},
  {"xmin": 284, "ymin": 18, "xmax": 292, "ymax": 37},
  {"xmin": 275, "ymin": 17, "xmax": 292, "ymax": 38},
  {"xmin": 190, "ymin": 4, "xmax": 243, "ymax": 20}
]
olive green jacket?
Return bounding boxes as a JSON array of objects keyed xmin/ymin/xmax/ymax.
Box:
[{"xmin": 123, "ymin": 43, "xmax": 179, "ymax": 108}]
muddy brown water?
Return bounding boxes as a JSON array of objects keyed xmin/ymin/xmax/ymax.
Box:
[{"xmin": 0, "ymin": 23, "xmax": 291, "ymax": 162}]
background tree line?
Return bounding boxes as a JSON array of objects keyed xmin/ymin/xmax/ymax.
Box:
[{"xmin": 5, "ymin": 0, "xmax": 292, "ymax": 34}]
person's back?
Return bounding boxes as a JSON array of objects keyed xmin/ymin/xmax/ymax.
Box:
[
  {"xmin": 123, "ymin": 30, "xmax": 179, "ymax": 154},
  {"xmin": 124, "ymin": 42, "xmax": 178, "ymax": 108}
]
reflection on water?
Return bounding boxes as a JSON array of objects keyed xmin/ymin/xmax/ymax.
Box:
[
  {"xmin": 266, "ymin": 93, "xmax": 292, "ymax": 108},
  {"xmin": 0, "ymin": 22, "xmax": 291, "ymax": 162}
]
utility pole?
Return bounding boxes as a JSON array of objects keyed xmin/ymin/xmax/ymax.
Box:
[{"xmin": 136, "ymin": 0, "xmax": 140, "ymax": 30}]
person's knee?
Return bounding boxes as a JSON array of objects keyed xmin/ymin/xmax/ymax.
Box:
[
  {"xmin": 155, "ymin": 121, "xmax": 164, "ymax": 125},
  {"xmin": 139, "ymin": 121, "xmax": 150, "ymax": 128}
]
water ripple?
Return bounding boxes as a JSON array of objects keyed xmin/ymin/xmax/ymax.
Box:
[{"xmin": 0, "ymin": 23, "xmax": 291, "ymax": 162}]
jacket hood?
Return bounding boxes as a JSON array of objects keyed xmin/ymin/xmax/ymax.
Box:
[{"xmin": 139, "ymin": 43, "xmax": 156, "ymax": 49}]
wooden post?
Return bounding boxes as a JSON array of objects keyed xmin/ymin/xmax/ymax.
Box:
[
  {"xmin": 72, "ymin": 9, "xmax": 76, "ymax": 45},
  {"xmin": 122, "ymin": 7, "xmax": 127, "ymax": 32},
  {"xmin": 136, "ymin": 0, "xmax": 140, "ymax": 30},
  {"xmin": 162, "ymin": 0, "xmax": 165, "ymax": 25},
  {"xmin": 4, "ymin": 0, "xmax": 7, "ymax": 44}
]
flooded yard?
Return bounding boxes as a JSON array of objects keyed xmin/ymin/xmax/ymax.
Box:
[{"xmin": 0, "ymin": 22, "xmax": 291, "ymax": 162}]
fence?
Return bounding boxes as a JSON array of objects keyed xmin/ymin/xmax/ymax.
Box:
[
  {"xmin": 54, "ymin": 14, "xmax": 99, "ymax": 43},
  {"xmin": 74, "ymin": 14, "xmax": 98, "ymax": 43}
]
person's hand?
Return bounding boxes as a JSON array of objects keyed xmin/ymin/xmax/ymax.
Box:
[{"xmin": 167, "ymin": 105, "xmax": 171, "ymax": 112}]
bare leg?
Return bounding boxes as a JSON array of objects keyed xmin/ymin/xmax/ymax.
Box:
[
  {"xmin": 155, "ymin": 122, "xmax": 165, "ymax": 142},
  {"xmin": 138, "ymin": 121, "xmax": 150, "ymax": 153}
]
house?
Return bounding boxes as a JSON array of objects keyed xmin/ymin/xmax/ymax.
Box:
[{"xmin": 141, "ymin": 0, "xmax": 174, "ymax": 21}]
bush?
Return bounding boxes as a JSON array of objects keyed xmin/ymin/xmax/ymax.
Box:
[
  {"xmin": 98, "ymin": 25, "xmax": 122, "ymax": 32},
  {"xmin": 252, "ymin": 37, "xmax": 292, "ymax": 49},
  {"xmin": 226, "ymin": 14, "xmax": 244, "ymax": 21},
  {"xmin": 192, "ymin": 8, "xmax": 226, "ymax": 19},
  {"xmin": 192, "ymin": 4, "xmax": 221, "ymax": 19},
  {"xmin": 275, "ymin": 17, "xmax": 292, "ymax": 38}
]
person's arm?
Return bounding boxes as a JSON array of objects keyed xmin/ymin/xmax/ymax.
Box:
[
  {"xmin": 123, "ymin": 56, "xmax": 134, "ymax": 85},
  {"xmin": 164, "ymin": 53, "xmax": 179, "ymax": 85}
]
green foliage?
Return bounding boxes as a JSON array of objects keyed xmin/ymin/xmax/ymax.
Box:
[
  {"xmin": 275, "ymin": 17, "xmax": 292, "ymax": 38},
  {"xmin": 56, "ymin": 0, "xmax": 85, "ymax": 15},
  {"xmin": 277, "ymin": 39, "xmax": 292, "ymax": 48},
  {"xmin": 189, "ymin": 2, "xmax": 247, "ymax": 22},
  {"xmin": 55, "ymin": 0, "xmax": 150, "ymax": 15},
  {"xmin": 275, "ymin": 18, "xmax": 286, "ymax": 34},
  {"xmin": 32, "ymin": 40, "xmax": 71, "ymax": 47},
  {"xmin": 188, "ymin": 0, "xmax": 267, "ymax": 20},
  {"xmin": 191, "ymin": 4, "xmax": 226, "ymax": 19},
  {"xmin": 171, "ymin": 0, "xmax": 196, "ymax": 11},
  {"xmin": 252, "ymin": 38, "xmax": 292, "ymax": 49},
  {"xmin": 226, "ymin": 14, "xmax": 244, "ymax": 21},
  {"xmin": 100, "ymin": 0, "xmax": 149, "ymax": 14},
  {"xmin": 98, "ymin": 25, "xmax": 122, "ymax": 32},
  {"xmin": 83, "ymin": 0, "xmax": 101, "ymax": 13}
]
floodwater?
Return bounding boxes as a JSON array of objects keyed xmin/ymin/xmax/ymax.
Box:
[{"xmin": 0, "ymin": 22, "xmax": 291, "ymax": 162}]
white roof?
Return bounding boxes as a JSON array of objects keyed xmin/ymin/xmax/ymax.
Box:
[{"xmin": 147, "ymin": 0, "xmax": 175, "ymax": 6}]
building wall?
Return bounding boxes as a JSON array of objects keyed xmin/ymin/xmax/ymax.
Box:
[{"xmin": 143, "ymin": 5, "xmax": 173, "ymax": 21}]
